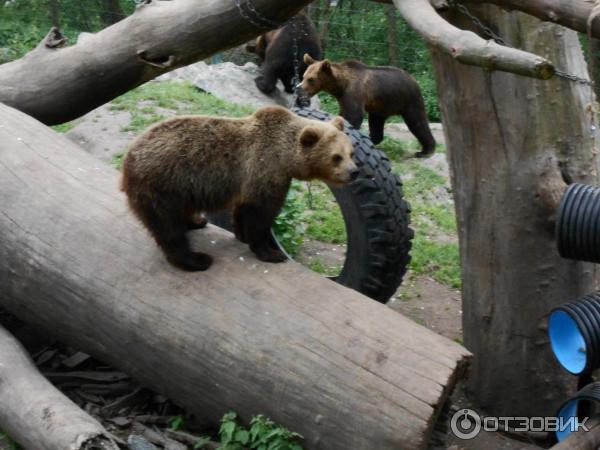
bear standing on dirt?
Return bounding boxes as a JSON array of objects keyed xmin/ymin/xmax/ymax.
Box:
[
  {"xmin": 301, "ymin": 54, "xmax": 436, "ymax": 158},
  {"xmin": 121, "ymin": 106, "xmax": 357, "ymax": 272},
  {"xmin": 246, "ymin": 14, "xmax": 322, "ymax": 96}
]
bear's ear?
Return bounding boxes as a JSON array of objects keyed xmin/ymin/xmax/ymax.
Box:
[
  {"xmin": 299, "ymin": 126, "xmax": 323, "ymax": 149},
  {"xmin": 321, "ymin": 59, "xmax": 332, "ymax": 73},
  {"xmin": 304, "ymin": 53, "xmax": 315, "ymax": 65},
  {"xmin": 331, "ymin": 117, "xmax": 345, "ymax": 131}
]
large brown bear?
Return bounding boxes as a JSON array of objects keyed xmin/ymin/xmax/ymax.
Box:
[
  {"xmin": 121, "ymin": 106, "xmax": 356, "ymax": 272},
  {"xmin": 301, "ymin": 54, "xmax": 436, "ymax": 158},
  {"xmin": 246, "ymin": 14, "xmax": 322, "ymax": 96}
]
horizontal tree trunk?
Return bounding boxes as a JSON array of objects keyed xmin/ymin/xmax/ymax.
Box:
[
  {"xmin": 0, "ymin": 102, "xmax": 471, "ymax": 450},
  {"xmin": 0, "ymin": 0, "xmax": 310, "ymax": 125},
  {"xmin": 0, "ymin": 324, "xmax": 118, "ymax": 450}
]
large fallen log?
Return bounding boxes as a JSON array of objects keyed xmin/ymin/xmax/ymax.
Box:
[
  {"xmin": 0, "ymin": 324, "xmax": 119, "ymax": 450},
  {"xmin": 0, "ymin": 102, "xmax": 470, "ymax": 449}
]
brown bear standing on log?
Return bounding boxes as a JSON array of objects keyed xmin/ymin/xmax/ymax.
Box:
[
  {"xmin": 301, "ymin": 54, "xmax": 436, "ymax": 158},
  {"xmin": 121, "ymin": 106, "xmax": 357, "ymax": 271},
  {"xmin": 246, "ymin": 14, "xmax": 322, "ymax": 96}
]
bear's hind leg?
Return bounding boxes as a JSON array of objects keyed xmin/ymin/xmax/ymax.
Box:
[
  {"xmin": 137, "ymin": 202, "xmax": 212, "ymax": 271},
  {"xmin": 402, "ymin": 104, "xmax": 436, "ymax": 158},
  {"xmin": 255, "ymin": 63, "xmax": 278, "ymax": 95},
  {"xmin": 236, "ymin": 204, "xmax": 286, "ymax": 263},
  {"xmin": 368, "ymin": 114, "xmax": 386, "ymax": 145}
]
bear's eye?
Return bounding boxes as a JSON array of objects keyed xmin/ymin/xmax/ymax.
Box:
[
  {"xmin": 307, "ymin": 78, "xmax": 315, "ymax": 85},
  {"xmin": 332, "ymin": 154, "xmax": 343, "ymax": 164}
]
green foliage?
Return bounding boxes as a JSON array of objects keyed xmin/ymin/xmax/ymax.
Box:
[
  {"xmin": 169, "ymin": 415, "xmax": 185, "ymax": 431},
  {"xmin": 273, "ymin": 189, "xmax": 305, "ymax": 256},
  {"xmin": 0, "ymin": 431, "xmax": 20, "ymax": 450},
  {"xmin": 219, "ymin": 412, "xmax": 303, "ymax": 450},
  {"xmin": 0, "ymin": 1, "xmax": 137, "ymax": 62}
]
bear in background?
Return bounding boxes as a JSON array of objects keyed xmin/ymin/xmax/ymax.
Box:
[
  {"xmin": 121, "ymin": 106, "xmax": 357, "ymax": 272},
  {"xmin": 246, "ymin": 14, "xmax": 322, "ymax": 96},
  {"xmin": 301, "ymin": 54, "xmax": 436, "ymax": 158}
]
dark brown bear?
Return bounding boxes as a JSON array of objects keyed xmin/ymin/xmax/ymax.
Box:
[
  {"xmin": 301, "ymin": 54, "xmax": 436, "ymax": 158},
  {"xmin": 246, "ymin": 14, "xmax": 322, "ymax": 95},
  {"xmin": 121, "ymin": 106, "xmax": 356, "ymax": 272}
]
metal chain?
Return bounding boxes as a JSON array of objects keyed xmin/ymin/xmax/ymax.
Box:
[
  {"xmin": 449, "ymin": 0, "xmax": 594, "ymax": 86},
  {"xmin": 233, "ymin": 0, "xmax": 280, "ymax": 29}
]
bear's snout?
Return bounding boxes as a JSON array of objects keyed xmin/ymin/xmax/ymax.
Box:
[{"xmin": 349, "ymin": 168, "xmax": 360, "ymax": 181}]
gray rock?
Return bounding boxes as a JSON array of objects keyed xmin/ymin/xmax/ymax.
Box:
[{"xmin": 156, "ymin": 61, "xmax": 320, "ymax": 110}]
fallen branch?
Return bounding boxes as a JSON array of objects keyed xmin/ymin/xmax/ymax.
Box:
[
  {"xmin": 0, "ymin": 324, "xmax": 118, "ymax": 450},
  {"xmin": 373, "ymin": 0, "xmax": 600, "ymax": 38},
  {"xmin": 392, "ymin": 0, "xmax": 554, "ymax": 78},
  {"xmin": 0, "ymin": 0, "xmax": 311, "ymax": 125}
]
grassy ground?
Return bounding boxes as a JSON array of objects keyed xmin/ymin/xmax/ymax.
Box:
[{"xmin": 74, "ymin": 81, "xmax": 460, "ymax": 289}]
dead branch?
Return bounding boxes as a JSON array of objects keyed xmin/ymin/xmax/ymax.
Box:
[
  {"xmin": 0, "ymin": 0, "xmax": 311, "ymax": 125},
  {"xmin": 391, "ymin": 0, "xmax": 554, "ymax": 78},
  {"xmin": 0, "ymin": 324, "xmax": 118, "ymax": 450}
]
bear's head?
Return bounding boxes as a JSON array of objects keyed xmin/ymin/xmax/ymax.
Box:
[
  {"xmin": 246, "ymin": 33, "xmax": 272, "ymax": 62},
  {"xmin": 297, "ymin": 117, "xmax": 358, "ymax": 185},
  {"xmin": 301, "ymin": 54, "xmax": 337, "ymax": 97}
]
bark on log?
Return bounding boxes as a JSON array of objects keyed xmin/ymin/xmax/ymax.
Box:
[
  {"xmin": 0, "ymin": 0, "xmax": 311, "ymax": 125},
  {"xmin": 0, "ymin": 102, "xmax": 471, "ymax": 449},
  {"xmin": 0, "ymin": 324, "xmax": 119, "ymax": 450},
  {"xmin": 430, "ymin": 6, "xmax": 599, "ymax": 416}
]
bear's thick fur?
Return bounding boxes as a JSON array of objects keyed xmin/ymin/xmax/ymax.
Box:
[
  {"xmin": 246, "ymin": 14, "xmax": 322, "ymax": 95},
  {"xmin": 121, "ymin": 106, "xmax": 356, "ymax": 272},
  {"xmin": 301, "ymin": 54, "xmax": 436, "ymax": 158}
]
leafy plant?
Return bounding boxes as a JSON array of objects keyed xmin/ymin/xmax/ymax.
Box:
[
  {"xmin": 273, "ymin": 189, "xmax": 305, "ymax": 256},
  {"xmin": 169, "ymin": 415, "xmax": 185, "ymax": 431},
  {"xmin": 0, "ymin": 431, "xmax": 20, "ymax": 450},
  {"xmin": 219, "ymin": 412, "xmax": 304, "ymax": 450}
]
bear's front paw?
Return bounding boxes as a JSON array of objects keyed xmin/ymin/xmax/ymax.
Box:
[
  {"xmin": 252, "ymin": 246, "xmax": 287, "ymax": 263},
  {"xmin": 167, "ymin": 251, "xmax": 213, "ymax": 271}
]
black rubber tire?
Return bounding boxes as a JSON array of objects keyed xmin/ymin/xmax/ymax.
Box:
[{"xmin": 209, "ymin": 108, "xmax": 413, "ymax": 303}]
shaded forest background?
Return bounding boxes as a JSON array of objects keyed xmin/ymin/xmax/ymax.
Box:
[{"xmin": 0, "ymin": 0, "xmax": 440, "ymax": 120}]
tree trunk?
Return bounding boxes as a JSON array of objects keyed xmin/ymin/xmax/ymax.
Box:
[
  {"xmin": 430, "ymin": 6, "xmax": 599, "ymax": 416},
  {"xmin": 0, "ymin": 0, "xmax": 311, "ymax": 126},
  {"xmin": 0, "ymin": 324, "xmax": 118, "ymax": 450},
  {"xmin": 0, "ymin": 103, "xmax": 470, "ymax": 450},
  {"xmin": 47, "ymin": 0, "xmax": 60, "ymax": 28},
  {"xmin": 385, "ymin": 4, "xmax": 399, "ymax": 66}
]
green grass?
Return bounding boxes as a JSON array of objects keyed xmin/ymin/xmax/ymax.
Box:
[
  {"xmin": 51, "ymin": 121, "xmax": 77, "ymax": 133},
  {"xmin": 391, "ymin": 158, "xmax": 461, "ymax": 288},
  {"xmin": 302, "ymin": 182, "xmax": 346, "ymax": 244},
  {"xmin": 308, "ymin": 260, "xmax": 341, "ymax": 277},
  {"xmin": 110, "ymin": 81, "xmax": 255, "ymax": 133}
]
